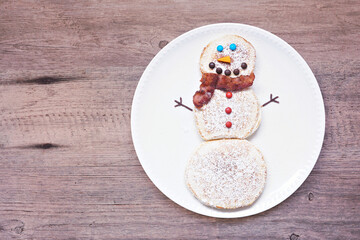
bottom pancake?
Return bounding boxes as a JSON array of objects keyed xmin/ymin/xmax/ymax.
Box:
[{"xmin": 185, "ymin": 139, "xmax": 266, "ymax": 209}]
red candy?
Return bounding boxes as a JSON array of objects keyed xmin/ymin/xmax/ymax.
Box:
[
  {"xmin": 226, "ymin": 92, "xmax": 232, "ymax": 98},
  {"xmin": 225, "ymin": 107, "xmax": 232, "ymax": 114},
  {"xmin": 226, "ymin": 121, "xmax": 232, "ymax": 128}
]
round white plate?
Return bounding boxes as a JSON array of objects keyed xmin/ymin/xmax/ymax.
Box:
[{"xmin": 131, "ymin": 23, "xmax": 325, "ymax": 218}]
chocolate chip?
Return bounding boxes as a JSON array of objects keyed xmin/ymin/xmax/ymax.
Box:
[
  {"xmin": 209, "ymin": 62, "xmax": 215, "ymax": 69},
  {"xmin": 233, "ymin": 69, "xmax": 240, "ymax": 75},
  {"xmin": 241, "ymin": 62, "xmax": 247, "ymax": 69},
  {"xmin": 224, "ymin": 69, "xmax": 231, "ymax": 76},
  {"xmin": 216, "ymin": 67, "xmax": 222, "ymax": 74}
]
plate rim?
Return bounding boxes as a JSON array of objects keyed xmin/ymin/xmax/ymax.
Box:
[{"xmin": 131, "ymin": 23, "xmax": 326, "ymax": 218}]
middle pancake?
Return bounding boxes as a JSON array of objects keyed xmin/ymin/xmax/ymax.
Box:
[{"xmin": 194, "ymin": 88, "xmax": 261, "ymax": 141}]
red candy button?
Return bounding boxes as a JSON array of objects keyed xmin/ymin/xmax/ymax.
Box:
[
  {"xmin": 225, "ymin": 107, "xmax": 232, "ymax": 114},
  {"xmin": 226, "ymin": 92, "xmax": 232, "ymax": 98},
  {"xmin": 226, "ymin": 121, "xmax": 232, "ymax": 128}
]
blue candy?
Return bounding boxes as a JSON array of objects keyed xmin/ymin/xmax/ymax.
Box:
[
  {"xmin": 230, "ymin": 43, "xmax": 236, "ymax": 51},
  {"xmin": 217, "ymin": 45, "xmax": 223, "ymax": 52}
]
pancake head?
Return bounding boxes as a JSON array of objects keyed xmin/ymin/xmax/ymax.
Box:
[{"xmin": 200, "ymin": 35, "xmax": 256, "ymax": 78}]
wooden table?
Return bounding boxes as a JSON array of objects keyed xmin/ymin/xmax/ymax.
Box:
[{"xmin": 1, "ymin": 1, "xmax": 359, "ymax": 239}]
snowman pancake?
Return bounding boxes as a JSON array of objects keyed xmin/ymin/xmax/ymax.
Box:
[
  {"xmin": 182, "ymin": 35, "xmax": 268, "ymax": 210},
  {"xmin": 193, "ymin": 35, "xmax": 260, "ymax": 140}
]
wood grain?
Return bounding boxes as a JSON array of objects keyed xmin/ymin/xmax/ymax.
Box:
[{"xmin": 0, "ymin": 0, "xmax": 359, "ymax": 239}]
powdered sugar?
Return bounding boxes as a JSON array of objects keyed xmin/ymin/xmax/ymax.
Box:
[{"xmin": 185, "ymin": 139, "xmax": 266, "ymax": 209}]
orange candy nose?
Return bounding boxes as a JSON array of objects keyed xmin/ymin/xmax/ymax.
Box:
[{"xmin": 217, "ymin": 56, "xmax": 231, "ymax": 63}]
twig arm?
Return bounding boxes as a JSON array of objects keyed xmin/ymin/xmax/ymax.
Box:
[
  {"xmin": 262, "ymin": 94, "xmax": 280, "ymax": 107},
  {"xmin": 174, "ymin": 97, "xmax": 193, "ymax": 111}
]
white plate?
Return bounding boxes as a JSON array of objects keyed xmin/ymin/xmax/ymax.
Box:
[{"xmin": 131, "ymin": 23, "xmax": 325, "ymax": 218}]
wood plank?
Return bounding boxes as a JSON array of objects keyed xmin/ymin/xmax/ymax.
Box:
[{"xmin": 0, "ymin": 0, "xmax": 359, "ymax": 239}]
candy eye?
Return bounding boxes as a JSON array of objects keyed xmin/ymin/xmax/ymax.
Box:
[
  {"xmin": 229, "ymin": 43, "xmax": 236, "ymax": 51},
  {"xmin": 217, "ymin": 45, "xmax": 223, "ymax": 52}
]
